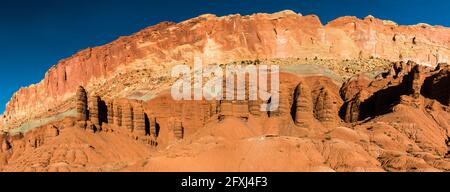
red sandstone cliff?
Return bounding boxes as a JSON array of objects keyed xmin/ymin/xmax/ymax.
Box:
[{"xmin": 2, "ymin": 10, "xmax": 450, "ymax": 129}]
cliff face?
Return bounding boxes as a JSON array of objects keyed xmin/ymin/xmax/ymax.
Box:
[
  {"xmin": 2, "ymin": 10, "xmax": 450, "ymax": 128},
  {"xmin": 1, "ymin": 62, "xmax": 449, "ymax": 172}
]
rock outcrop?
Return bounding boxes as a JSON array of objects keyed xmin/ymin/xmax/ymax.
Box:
[
  {"xmin": 270, "ymin": 84, "xmax": 293, "ymax": 118},
  {"xmin": 170, "ymin": 118, "xmax": 184, "ymax": 140},
  {"xmin": 133, "ymin": 104, "xmax": 146, "ymax": 136},
  {"xmin": 219, "ymin": 101, "xmax": 233, "ymax": 119},
  {"xmin": 122, "ymin": 103, "xmax": 134, "ymax": 132},
  {"xmin": 233, "ymin": 101, "xmax": 250, "ymax": 119},
  {"xmin": 75, "ymin": 86, "xmax": 88, "ymax": 121},
  {"xmin": 3, "ymin": 11, "xmax": 450, "ymax": 130},
  {"xmin": 113, "ymin": 101, "xmax": 123, "ymax": 127},
  {"xmin": 293, "ymin": 83, "xmax": 313, "ymax": 127},
  {"xmin": 0, "ymin": 133, "xmax": 7, "ymax": 153},
  {"xmin": 341, "ymin": 61, "xmax": 450, "ymax": 123},
  {"xmin": 88, "ymin": 95, "xmax": 101, "ymax": 131},
  {"xmin": 343, "ymin": 94, "xmax": 362, "ymax": 123},
  {"xmin": 149, "ymin": 116, "xmax": 157, "ymax": 138},
  {"xmin": 71, "ymin": 88, "xmax": 155, "ymax": 141},
  {"xmin": 107, "ymin": 100, "xmax": 114, "ymax": 125},
  {"xmin": 1, "ymin": 11, "xmax": 450, "ymax": 172},
  {"xmin": 422, "ymin": 64, "xmax": 450, "ymax": 107},
  {"xmin": 313, "ymin": 87, "xmax": 336, "ymax": 124}
]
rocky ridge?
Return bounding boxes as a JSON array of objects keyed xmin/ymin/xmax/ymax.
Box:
[
  {"xmin": 0, "ymin": 11, "xmax": 449, "ymax": 172},
  {"xmin": 2, "ymin": 10, "xmax": 450, "ymax": 131}
]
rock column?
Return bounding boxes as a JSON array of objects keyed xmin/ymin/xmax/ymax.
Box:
[
  {"xmin": 133, "ymin": 104, "xmax": 146, "ymax": 136},
  {"xmin": 88, "ymin": 95, "xmax": 101, "ymax": 128},
  {"xmin": 410, "ymin": 65, "xmax": 423, "ymax": 107},
  {"xmin": 314, "ymin": 87, "xmax": 336, "ymax": 124},
  {"xmin": 107, "ymin": 101, "xmax": 114, "ymax": 125},
  {"xmin": 344, "ymin": 95, "xmax": 361, "ymax": 123},
  {"xmin": 294, "ymin": 83, "xmax": 313, "ymax": 127},
  {"xmin": 113, "ymin": 101, "xmax": 122, "ymax": 127},
  {"xmin": 172, "ymin": 118, "xmax": 184, "ymax": 140},
  {"xmin": 270, "ymin": 84, "xmax": 291, "ymax": 117},
  {"xmin": 149, "ymin": 116, "xmax": 157, "ymax": 137},
  {"xmin": 122, "ymin": 103, "xmax": 134, "ymax": 132},
  {"xmin": 75, "ymin": 86, "xmax": 88, "ymax": 121}
]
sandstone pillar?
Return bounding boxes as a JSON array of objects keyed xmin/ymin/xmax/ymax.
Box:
[
  {"xmin": 294, "ymin": 83, "xmax": 313, "ymax": 127},
  {"xmin": 88, "ymin": 95, "xmax": 101, "ymax": 129},
  {"xmin": 344, "ymin": 95, "xmax": 361, "ymax": 123},
  {"xmin": 75, "ymin": 86, "xmax": 88, "ymax": 121},
  {"xmin": 133, "ymin": 104, "xmax": 146, "ymax": 136},
  {"xmin": 113, "ymin": 101, "xmax": 122, "ymax": 127},
  {"xmin": 233, "ymin": 101, "xmax": 249, "ymax": 119},
  {"xmin": 314, "ymin": 87, "xmax": 336, "ymax": 124},
  {"xmin": 220, "ymin": 101, "xmax": 233, "ymax": 118},
  {"xmin": 122, "ymin": 103, "xmax": 134, "ymax": 132},
  {"xmin": 172, "ymin": 118, "xmax": 184, "ymax": 140},
  {"xmin": 107, "ymin": 100, "xmax": 114, "ymax": 125},
  {"xmin": 149, "ymin": 116, "xmax": 158, "ymax": 137},
  {"xmin": 249, "ymin": 100, "xmax": 263, "ymax": 116},
  {"xmin": 270, "ymin": 84, "xmax": 291, "ymax": 117},
  {"xmin": 410, "ymin": 65, "xmax": 423, "ymax": 107}
]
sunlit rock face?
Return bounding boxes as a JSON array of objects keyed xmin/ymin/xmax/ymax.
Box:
[{"xmin": 2, "ymin": 10, "xmax": 450, "ymax": 130}]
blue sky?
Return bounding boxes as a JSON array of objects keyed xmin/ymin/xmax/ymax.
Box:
[{"xmin": 0, "ymin": 0, "xmax": 449, "ymax": 113}]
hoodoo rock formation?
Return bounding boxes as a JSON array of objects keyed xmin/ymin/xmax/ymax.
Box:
[
  {"xmin": 133, "ymin": 104, "xmax": 146, "ymax": 137},
  {"xmin": 113, "ymin": 101, "xmax": 122, "ymax": 127},
  {"xmin": 75, "ymin": 86, "xmax": 88, "ymax": 121},
  {"xmin": 0, "ymin": 11, "xmax": 449, "ymax": 172},
  {"xmin": 107, "ymin": 101, "xmax": 114, "ymax": 126},
  {"xmin": 313, "ymin": 87, "xmax": 336, "ymax": 124},
  {"xmin": 293, "ymin": 83, "xmax": 313, "ymax": 128},
  {"xmin": 88, "ymin": 95, "xmax": 101, "ymax": 131},
  {"xmin": 122, "ymin": 103, "xmax": 134, "ymax": 132}
]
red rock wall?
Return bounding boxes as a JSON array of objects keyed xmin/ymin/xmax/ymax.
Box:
[{"xmin": 3, "ymin": 10, "xmax": 450, "ymax": 128}]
